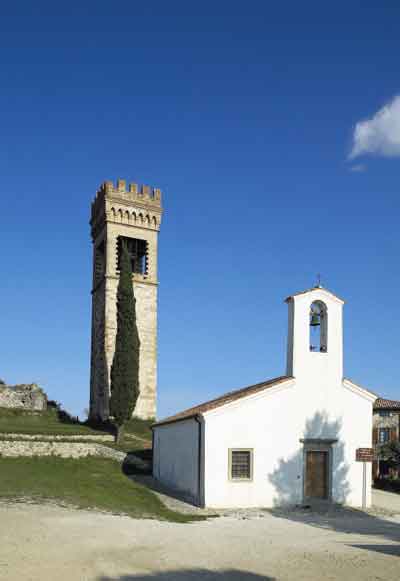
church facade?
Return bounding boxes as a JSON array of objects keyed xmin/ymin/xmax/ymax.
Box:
[{"xmin": 152, "ymin": 286, "xmax": 376, "ymax": 508}]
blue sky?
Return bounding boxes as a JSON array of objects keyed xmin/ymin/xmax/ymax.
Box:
[{"xmin": 0, "ymin": 1, "xmax": 399, "ymax": 418}]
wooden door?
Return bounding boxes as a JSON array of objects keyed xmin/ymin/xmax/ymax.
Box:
[{"xmin": 305, "ymin": 450, "xmax": 328, "ymax": 499}]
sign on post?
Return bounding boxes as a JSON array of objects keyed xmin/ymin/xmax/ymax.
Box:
[
  {"xmin": 356, "ymin": 448, "xmax": 374, "ymax": 462},
  {"xmin": 356, "ymin": 447, "xmax": 374, "ymax": 509}
]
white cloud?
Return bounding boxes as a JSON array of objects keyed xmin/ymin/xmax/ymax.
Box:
[
  {"xmin": 349, "ymin": 96, "xmax": 400, "ymax": 159},
  {"xmin": 349, "ymin": 163, "xmax": 366, "ymax": 172}
]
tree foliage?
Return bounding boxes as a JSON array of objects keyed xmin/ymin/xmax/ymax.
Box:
[
  {"xmin": 110, "ymin": 241, "xmax": 140, "ymax": 442},
  {"xmin": 379, "ymin": 441, "xmax": 400, "ymax": 469}
]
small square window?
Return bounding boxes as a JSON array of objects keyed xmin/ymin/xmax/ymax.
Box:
[{"xmin": 229, "ymin": 449, "xmax": 253, "ymax": 481}]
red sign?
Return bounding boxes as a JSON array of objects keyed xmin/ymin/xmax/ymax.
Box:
[{"xmin": 356, "ymin": 448, "xmax": 374, "ymax": 462}]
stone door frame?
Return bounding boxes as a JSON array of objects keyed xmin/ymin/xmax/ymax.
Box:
[{"xmin": 300, "ymin": 438, "xmax": 338, "ymax": 504}]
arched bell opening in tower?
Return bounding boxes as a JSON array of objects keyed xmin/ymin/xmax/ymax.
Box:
[{"xmin": 309, "ymin": 301, "xmax": 328, "ymax": 353}]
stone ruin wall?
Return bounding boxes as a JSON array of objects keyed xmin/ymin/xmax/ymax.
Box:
[{"xmin": 0, "ymin": 383, "xmax": 47, "ymax": 411}]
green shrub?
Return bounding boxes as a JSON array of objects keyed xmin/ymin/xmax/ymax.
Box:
[{"xmin": 110, "ymin": 241, "xmax": 140, "ymax": 443}]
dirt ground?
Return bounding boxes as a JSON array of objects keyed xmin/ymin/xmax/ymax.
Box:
[
  {"xmin": 1, "ymin": 496, "xmax": 400, "ymax": 581},
  {"xmin": 372, "ymin": 488, "xmax": 400, "ymax": 512}
]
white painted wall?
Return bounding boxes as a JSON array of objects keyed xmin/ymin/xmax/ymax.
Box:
[
  {"xmin": 153, "ymin": 418, "xmax": 200, "ymax": 503},
  {"xmin": 203, "ymin": 377, "xmax": 374, "ymax": 508}
]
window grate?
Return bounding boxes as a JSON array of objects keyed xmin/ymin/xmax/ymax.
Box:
[
  {"xmin": 116, "ymin": 236, "xmax": 148, "ymax": 275},
  {"xmin": 231, "ymin": 450, "xmax": 252, "ymax": 480}
]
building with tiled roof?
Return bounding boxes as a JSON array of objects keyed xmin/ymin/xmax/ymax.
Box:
[
  {"xmin": 374, "ymin": 398, "xmax": 400, "ymax": 410},
  {"xmin": 153, "ymin": 286, "xmax": 377, "ymax": 509},
  {"xmin": 372, "ymin": 397, "xmax": 400, "ymax": 480}
]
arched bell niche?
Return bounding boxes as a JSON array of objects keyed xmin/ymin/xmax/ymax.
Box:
[{"xmin": 309, "ymin": 301, "xmax": 328, "ymax": 353}]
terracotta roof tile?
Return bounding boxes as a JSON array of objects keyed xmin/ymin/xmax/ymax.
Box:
[
  {"xmin": 153, "ymin": 376, "xmax": 293, "ymax": 427},
  {"xmin": 374, "ymin": 398, "xmax": 400, "ymax": 410}
]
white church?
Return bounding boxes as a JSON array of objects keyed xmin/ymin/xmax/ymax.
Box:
[{"xmin": 152, "ymin": 286, "xmax": 377, "ymax": 508}]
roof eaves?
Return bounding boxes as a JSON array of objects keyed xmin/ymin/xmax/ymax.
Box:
[
  {"xmin": 201, "ymin": 376, "xmax": 295, "ymax": 418},
  {"xmin": 151, "ymin": 412, "xmax": 202, "ymax": 429},
  {"xmin": 285, "ymin": 286, "xmax": 345, "ymax": 304},
  {"xmin": 343, "ymin": 378, "xmax": 378, "ymax": 401},
  {"xmin": 152, "ymin": 375, "xmax": 293, "ymax": 428}
]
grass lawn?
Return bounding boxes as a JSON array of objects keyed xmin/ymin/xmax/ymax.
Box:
[
  {"xmin": 0, "ymin": 456, "xmax": 201, "ymax": 523},
  {"xmin": 0, "ymin": 408, "xmax": 153, "ymax": 442},
  {"xmin": 0, "ymin": 408, "xmax": 106, "ymax": 436},
  {"xmin": 124, "ymin": 417, "xmax": 153, "ymax": 440},
  {"xmin": 104, "ymin": 440, "xmax": 152, "ymax": 454}
]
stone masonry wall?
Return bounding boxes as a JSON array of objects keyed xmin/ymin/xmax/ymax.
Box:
[
  {"xmin": 0, "ymin": 441, "xmax": 124, "ymax": 461},
  {"xmin": 1, "ymin": 433, "xmax": 114, "ymax": 442},
  {"xmin": 103, "ymin": 276, "xmax": 157, "ymax": 420},
  {"xmin": 0, "ymin": 384, "xmax": 47, "ymax": 411},
  {"xmin": 0, "ymin": 440, "xmax": 150, "ymax": 471},
  {"xmin": 90, "ymin": 278, "xmax": 108, "ymax": 418},
  {"xmin": 90, "ymin": 275, "xmax": 158, "ymax": 420}
]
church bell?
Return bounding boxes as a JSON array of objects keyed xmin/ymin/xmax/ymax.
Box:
[{"xmin": 310, "ymin": 312, "xmax": 321, "ymax": 327}]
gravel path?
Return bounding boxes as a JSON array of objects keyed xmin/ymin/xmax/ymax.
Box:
[
  {"xmin": 372, "ymin": 488, "xmax": 400, "ymax": 513},
  {"xmin": 1, "ymin": 500, "xmax": 399, "ymax": 581}
]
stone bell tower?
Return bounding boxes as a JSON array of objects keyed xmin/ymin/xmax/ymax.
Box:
[{"xmin": 89, "ymin": 179, "xmax": 163, "ymax": 421}]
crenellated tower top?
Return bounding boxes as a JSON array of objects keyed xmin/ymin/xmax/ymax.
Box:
[
  {"xmin": 91, "ymin": 178, "xmax": 163, "ymax": 240},
  {"xmin": 97, "ymin": 179, "xmax": 162, "ymax": 205}
]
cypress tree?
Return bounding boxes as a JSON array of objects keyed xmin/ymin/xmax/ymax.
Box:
[{"xmin": 110, "ymin": 240, "xmax": 140, "ymax": 443}]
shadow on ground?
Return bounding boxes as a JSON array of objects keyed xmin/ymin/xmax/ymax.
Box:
[
  {"xmin": 122, "ymin": 449, "xmax": 201, "ymax": 508},
  {"xmin": 349, "ymin": 543, "xmax": 400, "ymax": 557},
  {"xmin": 267, "ymin": 410, "xmax": 400, "ymax": 548},
  {"xmin": 122, "ymin": 449, "xmax": 153, "ymax": 474},
  {"xmin": 98, "ymin": 571, "xmax": 274, "ymax": 581},
  {"xmin": 126, "ymin": 472, "xmax": 199, "ymax": 506},
  {"xmin": 269, "ymin": 504, "xmax": 400, "ymax": 545}
]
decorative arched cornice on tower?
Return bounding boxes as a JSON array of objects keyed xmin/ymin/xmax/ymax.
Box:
[{"xmin": 105, "ymin": 206, "xmax": 159, "ymax": 229}]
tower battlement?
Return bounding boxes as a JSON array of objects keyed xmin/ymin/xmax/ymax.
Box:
[
  {"xmin": 95, "ymin": 179, "xmax": 162, "ymax": 206},
  {"xmin": 91, "ymin": 178, "xmax": 163, "ymax": 238}
]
